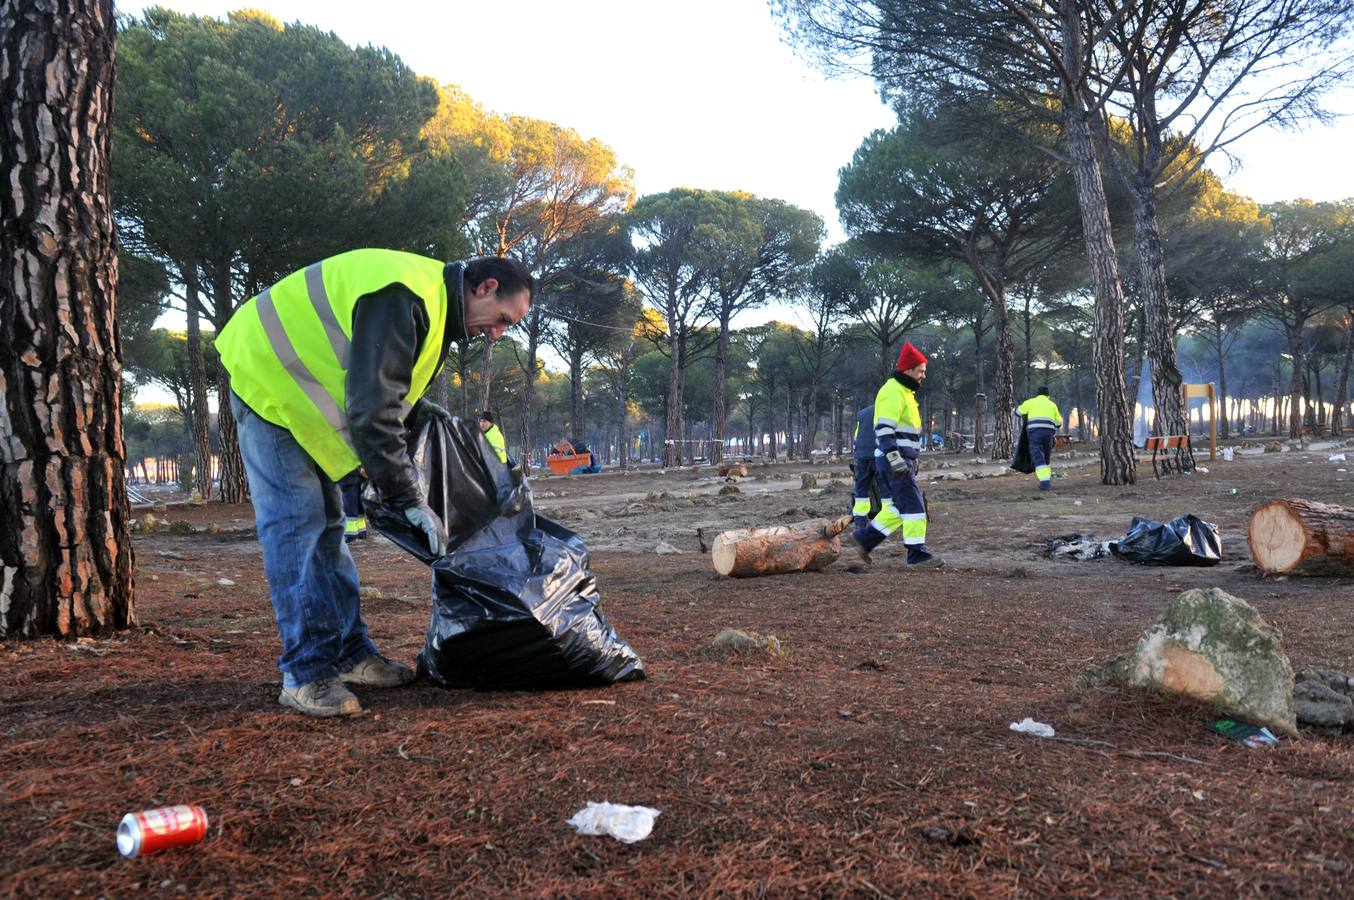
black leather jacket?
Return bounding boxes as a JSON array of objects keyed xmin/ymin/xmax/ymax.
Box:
[{"xmin": 344, "ymin": 262, "xmax": 468, "ymax": 510}]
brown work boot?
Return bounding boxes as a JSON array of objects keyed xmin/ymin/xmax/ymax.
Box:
[
  {"xmin": 279, "ymin": 676, "xmax": 363, "ymax": 717},
  {"xmin": 341, "ymin": 653, "xmax": 416, "ymax": 688}
]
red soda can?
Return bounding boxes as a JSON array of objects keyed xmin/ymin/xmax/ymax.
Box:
[{"xmin": 117, "ymin": 805, "xmax": 209, "ymax": 858}]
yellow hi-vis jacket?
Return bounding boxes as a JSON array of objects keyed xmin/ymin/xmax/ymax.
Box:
[
  {"xmin": 874, "ymin": 376, "xmax": 923, "ymax": 460},
  {"xmin": 1017, "ymin": 395, "xmax": 1063, "ymax": 432},
  {"xmin": 483, "ymin": 424, "xmax": 507, "ymax": 463},
  {"xmin": 216, "ymin": 249, "xmax": 449, "ymax": 480}
]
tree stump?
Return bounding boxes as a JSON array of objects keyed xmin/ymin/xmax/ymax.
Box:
[
  {"xmin": 1248, "ymin": 498, "xmax": 1354, "ymax": 576},
  {"xmin": 711, "ymin": 516, "xmax": 852, "ymax": 578}
]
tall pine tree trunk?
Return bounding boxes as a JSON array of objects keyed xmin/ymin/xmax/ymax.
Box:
[
  {"xmin": 1061, "ymin": 1, "xmax": 1134, "ymax": 483},
  {"xmin": 1332, "ymin": 316, "xmax": 1353, "ymax": 436},
  {"xmin": 569, "ymin": 346, "xmax": 584, "ymax": 439},
  {"xmin": 186, "ymin": 283, "xmax": 212, "ymax": 500},
  {"xmin": 521, "ymin": 316, "xmax": 540, "ymax": 471},
  {"xmin": 1132, "ymin": 188, "xmax": 1186, "ymax": 437},
  {"xmin": 1, "ymin": 0, "xmax": 134, "ymax": 637},
  {"xmin": 664, "ymin": 331, "xmax": 685, "ymax": 467},
  {"xmin": 214, "ymin": 364, "xmax": 247, "ymax": 502},
  {"xmin": 973, "ymin": 268, "xmax": 1015, "ymax": 461},
  {"xmin": 617, "ymin": 366, "xmax": 630, "ymax": 470},
  {"xmin": 1213, "ymin": 320, "xmax": 1231, "ymax": 440},
  {"xmin": 710, "ymin": 311, "xmax": 732, "ymax": 465},
  {"xmin": 1288, "ymin": 329, "xmax": 1306, "ymax": 438}
]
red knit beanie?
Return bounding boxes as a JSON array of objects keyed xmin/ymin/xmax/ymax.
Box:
[{"xmin": 895, "ymin": 341, "xmax": 927, "ymax": 372}]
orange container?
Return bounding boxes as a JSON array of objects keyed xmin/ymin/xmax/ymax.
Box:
[{"xmin": 546, "ymin": 452, "xmax": 592, "ymax": 476}]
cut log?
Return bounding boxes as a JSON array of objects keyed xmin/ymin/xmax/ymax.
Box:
[
  {"xmin": 711, "ymin": 516, "xmax": 852, "ymax": 578},
  {"xmin": 1248, "ymin": 498, "xmax": 1354, "ymax": 576},
  {"xmin": 718, "ymin": 463, "xmax": 748, "ymax": 478}
]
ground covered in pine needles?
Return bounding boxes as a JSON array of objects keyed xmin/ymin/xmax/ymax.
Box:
[{"xmin": 4, "ymin": 446, "xmax": 1354, "ymax": 896}]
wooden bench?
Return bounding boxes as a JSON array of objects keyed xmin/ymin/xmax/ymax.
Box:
[{"xmin": 1144, "ymin": 435, "xmax": 1194, "ymax": 478}]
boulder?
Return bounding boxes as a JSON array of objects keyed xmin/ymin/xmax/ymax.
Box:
[
  {"xmin": 167, "ymin": 520, "xmax": 196, "ymax": 534},
  {"xmin": 1293, "ymin": 667, "xmax": 1354, "ymax": 728},
  {"xmin": 1265, "ymin": 441, "xmax": 1283, "ymax": 453},
  {"xmin": 655, "ymin": 542, "xmax": 683, "ymax": 555},
  {"xmin": 718, "ymin": 484, "xmax": 740, "ymax": 496},
  {"xmin": 1081, "ymin": 587, "xmax": 1297, "ymax": 736}
]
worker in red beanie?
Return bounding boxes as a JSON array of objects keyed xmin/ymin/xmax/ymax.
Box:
[{"xmin": 853, "ymin": 341, "xmax": 942, "ymax": 566}]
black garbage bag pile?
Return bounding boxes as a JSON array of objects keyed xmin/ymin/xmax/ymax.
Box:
[
  {"xmin": 1111, "ymin": 514, "xmax": 1222, "ymax": 567},
  {"xmin": 367, "ymin": 414, "xmax": 645, "ymax": 690}
]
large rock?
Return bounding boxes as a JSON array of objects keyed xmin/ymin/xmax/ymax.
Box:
[
  {"xmin": 1293, "ymin": 667, "xmax": 1354, "ymax": 728},
  {"xmin": 1082, "ymin": 587, "xmax": 1297, "ymax": 736}
]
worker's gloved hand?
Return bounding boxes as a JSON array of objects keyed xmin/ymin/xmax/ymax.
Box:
[
  {"xmin": 403, "ymin": 501, "xmax": 446, "ymax": 557},
  {"xmin": 408, "ymin": 398, "xmax": 453, "ymax": 434},
  {"xmin": 886, "ymin": 449, "xmax": 909, "ymax": 474}
]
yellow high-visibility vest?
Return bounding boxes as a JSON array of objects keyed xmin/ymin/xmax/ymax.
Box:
[
  {"xmin": 483, "ymin": 424, "xmax": 507, "ymax": 463},
  {"xmin": 217, "ymin": 249, "xmax": 449, "ymax": 480}
]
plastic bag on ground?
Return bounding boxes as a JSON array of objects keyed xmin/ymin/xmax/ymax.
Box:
[
  {"xmin": 367, "ymin": 414, "xmax": 644, "ymax": 690},
  {"xmin": 1111, "ymin": 514, "xmax": 1221, "ymax": 567},
  {"xmin": 1009, "ymin": 718, "xmax": 1055, "ymax": 737},
  {"xmin": 567, "ymin": 802, "xmax": 660, "ymax": 843}
]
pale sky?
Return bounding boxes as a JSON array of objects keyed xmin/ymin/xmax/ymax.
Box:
[{"xmin": 118, "ymin": 0, "xmax": 1354, "ymax": 402}]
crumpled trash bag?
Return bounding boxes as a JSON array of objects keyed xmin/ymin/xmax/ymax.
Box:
[
  {"xmin": 367, "ymin": 413, "xmax": 645, "ymax": 690},
  {"xmin": 1009, "ymin": 718, "xmax": 1055, "ymax": 738},
  {"xmin": 1110, "ymin": 514, "xmax": 1221, "ymax": 567},
  {"xmin": 1047, "ymin": 534, "xmax": 1113, "ymax": 560},
  {"xmin": 567, "ymin": 802, "xmax": 660, "ymax": 843}
]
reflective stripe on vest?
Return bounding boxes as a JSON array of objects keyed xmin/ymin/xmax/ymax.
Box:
[{"xmin": 217, "ymin": 249, "xmax": 449, "ymax": 480}]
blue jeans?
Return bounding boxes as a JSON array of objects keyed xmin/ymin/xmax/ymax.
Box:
[{"xmin": 230, "ymin": 392, "xmax": 377, "ymax": 688}]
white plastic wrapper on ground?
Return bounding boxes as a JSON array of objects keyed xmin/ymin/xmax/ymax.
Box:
[
  {"xmin": 1009, "ymin": 718, "xmax": 1055, "ymax": 738},
  {"xmin": 568, "ymin": 802, "xmax": 660, "ymax": 843}
]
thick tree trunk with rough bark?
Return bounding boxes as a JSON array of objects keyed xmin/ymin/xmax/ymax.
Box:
[
  {"xmin": 186, "ymin": 287, "xmax": 212, "ymax": 500},
  {"xmin": 977, "ymin": 273, "xmax": 1015, "ymax": 461},
  {"xmin": 1132, "ymin": 190, "xmax": 1186, "ymax": 437},
  {"xmin": 1249, "ymin": 499, "xmax": 1354, "ymax": 576},
  {"xmin": 214, "ymin": 365, "xmax": 247, "ymax": 502},
  {"xmin": 1060, "ymin": 3, "xmax": 1134, "ymax": 484},
  {"xmin": 1, "ymin": 0, "xmax": 135, "ymax": 637}
]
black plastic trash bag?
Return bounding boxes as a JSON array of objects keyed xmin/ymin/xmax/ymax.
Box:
[
  {"xmin": 1010, "ymin": 412, "xmax": 1035, "ymax": 474},
  {"xmin": 367, "ymin": 413, "xmax": 645, "ymax": 690},
  {"xmin": 1111, "ymin": 514, "xmax": 1222, "ymax": 567}
]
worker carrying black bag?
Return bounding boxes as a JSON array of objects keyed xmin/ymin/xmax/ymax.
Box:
[{"xmin": 366, "ymin": 409, "xmax": 645, "ymax": 690}]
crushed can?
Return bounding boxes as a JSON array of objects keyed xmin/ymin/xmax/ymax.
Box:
[{"xmin": 117, "ymin": 805, "xmax": 209, "ymax": 858}]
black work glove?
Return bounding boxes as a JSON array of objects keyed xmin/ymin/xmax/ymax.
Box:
[{"xmin": 408, "ymin": 397, "xmax": 453, "ymax": 433}]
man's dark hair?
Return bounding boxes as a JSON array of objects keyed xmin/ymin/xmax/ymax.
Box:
[
  {"xmin": 464, "ymin": 256, "xmax": 537, "ymax": 302},
  {"xmin": 1037, "ymin": 385, "xmax": 1050, "ymax": 396},
  {"xmin": 479, "ymin": 410, "xmax": 495, "ymax": 424}
]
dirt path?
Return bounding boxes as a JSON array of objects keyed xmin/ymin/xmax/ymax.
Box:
[{"xmin": 4, "ymin": 447, "xmax": 1353, "ymax": 895}]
